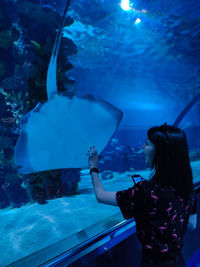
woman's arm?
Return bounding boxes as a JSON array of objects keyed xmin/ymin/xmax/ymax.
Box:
[
  {"xmin": 88, "ymin": 146, "xmax": 118, "ymax": 206},
  {"xmin": 91, "ymin": 172, "xmax": 118, "ymax": 206}
]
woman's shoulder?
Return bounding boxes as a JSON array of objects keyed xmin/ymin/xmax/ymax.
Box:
[{"xmin": 133, "ymin": 180, "xmax": 155, "ymax": 198}]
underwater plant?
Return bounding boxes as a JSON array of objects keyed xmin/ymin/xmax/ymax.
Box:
[{"xmin": 0, "ymin": 0, "xmax": 78, "ymax": 206}]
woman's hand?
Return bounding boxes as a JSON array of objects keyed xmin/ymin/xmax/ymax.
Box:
[
  {"xmin": 88, "ymin": 146, "xmax": 118, "ymax": 206},
  {"xmin": 88, "ymin": 146, "xmax": 98, "ymax": 169}
]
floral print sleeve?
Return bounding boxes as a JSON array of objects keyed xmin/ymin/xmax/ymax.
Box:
[{"xmin": 115, "ymin": 181, "xmax": 147, "ymax": 219}]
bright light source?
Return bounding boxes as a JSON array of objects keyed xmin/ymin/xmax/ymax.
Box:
[
  {"xmin": 134, "ymin": 18, "xmax": 141, "ymax": 24},
  {"xmin": 120, "ymin": 0, "xmax": 131, "ymax": 11}
]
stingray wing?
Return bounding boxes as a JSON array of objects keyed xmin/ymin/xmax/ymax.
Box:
[
  {"xmin": 14, "ymin": 0, "xmax": 123, "ymax": 174},
  {"xmin": 14, "ymin": 94, "xmax": 123, "ymax": 174}
]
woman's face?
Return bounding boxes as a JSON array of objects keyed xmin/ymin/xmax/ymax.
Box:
[{"xmin": 142, "ymin": 138, "xmax": 156, "ymax": 166}]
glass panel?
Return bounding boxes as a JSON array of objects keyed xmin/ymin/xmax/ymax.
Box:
[{"xmin": 0, "ymin": 0, "xmax": 200, "ymax": 265}]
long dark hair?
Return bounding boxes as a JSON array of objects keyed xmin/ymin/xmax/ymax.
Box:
[{"xmin": 148, "ymin": 124, "xmax": 193, "ymax": 199}]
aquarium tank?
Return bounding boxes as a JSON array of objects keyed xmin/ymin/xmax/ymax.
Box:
[{"xmin": 0, "ymin": 0, "xmax": 200, "ymax": 265}]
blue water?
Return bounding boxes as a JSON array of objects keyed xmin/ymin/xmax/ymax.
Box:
[{"xmin": 0, "ymin": 0, "xmax": 200, "ymax": 265}]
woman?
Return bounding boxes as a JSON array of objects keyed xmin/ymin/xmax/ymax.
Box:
[{"xmin": 88, "ymin": 124, "xmax": 197, "ymax": 266}]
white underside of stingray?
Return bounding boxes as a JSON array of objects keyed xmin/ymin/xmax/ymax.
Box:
[
  {"xmin": 15, "ymin": 94, "xmax": 122, "ymax": 173},
  {"xmin": 14, "ymin": 0, "xmax": 123, "ymax": 174}
]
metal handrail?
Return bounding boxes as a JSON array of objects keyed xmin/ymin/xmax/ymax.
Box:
[{"xmin": 40, "ymin": 219, "xmax": 136, "ymax": 266}]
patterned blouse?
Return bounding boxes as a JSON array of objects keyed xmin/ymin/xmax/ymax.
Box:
[{"xmin": 116, "ymin": 180, "xmax": 197, "ymax": 259}]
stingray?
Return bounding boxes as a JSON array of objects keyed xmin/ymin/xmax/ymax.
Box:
[{"xmin": 14, "ymin": 0, "xmax": 123, "ymax": 174}]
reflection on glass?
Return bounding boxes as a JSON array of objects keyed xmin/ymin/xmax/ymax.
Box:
[{"xmin": 0, "ymin": 0, "xmax": 200, "ymax": 265}]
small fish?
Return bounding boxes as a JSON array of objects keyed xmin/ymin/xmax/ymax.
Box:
[
  {"xmin": 111, "ymin": 138, "xmax": 119, "ymax": 144},
  {"xmin": 30, "ymin": 40, "xmax": 41, "ymax": 50},
  {"xmin": 21, "ymin": 181, "xmax": 28, "ymax": 189},
  {"xmin": 135, "ymin": 149, "xmax": 143, "ymax": 154},
  {"xmin": 80, "ymin": 169, "xmax": 90, "ymax": 175},
  {"xmin": 116, "ymin": 146, "xmax": 125, "ymax": 151}
]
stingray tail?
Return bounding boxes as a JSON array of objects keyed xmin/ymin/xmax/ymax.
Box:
[{"xmin": 47, "ymin": 0, "xmax": 71, "ymax": 100}]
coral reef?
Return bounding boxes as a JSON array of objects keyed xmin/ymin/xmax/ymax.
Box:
[
  {"xmin": 0, "ymin": 1, "xmax": 78, "ymax": 207},
  {"xmin": 0, "ymin": 30, "xmax": 14, "ymax": 50},
  {"xmin": 28, "ymin": 170, "xmax": 62, "ymax": 204},
  {"xmin": 0, "ymin": 63, "xmax": 6, "ymax": 79}
]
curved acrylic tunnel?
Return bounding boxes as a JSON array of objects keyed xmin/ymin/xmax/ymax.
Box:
[{"xmin": 0, "ymin": 0, "xmax": 200, "ymax": 266}]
